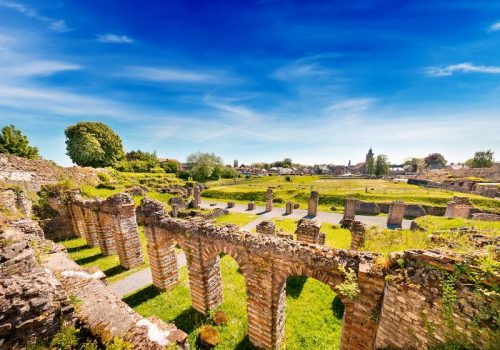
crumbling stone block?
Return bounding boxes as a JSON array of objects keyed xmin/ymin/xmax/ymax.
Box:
[
  {"xmin": 349, "ymin": 221, "xmax": 366, "ymax": 250},
  {"xmin": 295, "ymin": 219, "xmax": 324, "ymax": 244},
  {"xmin": 343, "ymin": 197, "xmax": 358, "ymax": 220},
  {"xmin": 256, "ymin": 220, "xmax": 276, "ymax": 235},
  {"xmin": 387, "ymin": 201, "xmax": 405, "ymax": 226},
  {"xmin": 445, "ymin": 196, "xmax": 471, "ymax": 218},
  {"xmin": 285, "ymin": 201, "xmax": 293, "ymax": 214},
  {"xmin": 227, "ymin": 201, "xmax": 235, "ymax": 208},
  {"xmin": 247, "ymin": 202, "xmax": 256, "ymax": 211}
]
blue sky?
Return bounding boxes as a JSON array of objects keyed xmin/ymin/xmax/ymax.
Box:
[{"xmin": 0, "ymin": 0, "xmax": 499, "ymax": 166}]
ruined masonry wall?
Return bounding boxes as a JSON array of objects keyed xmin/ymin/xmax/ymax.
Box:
[
  {"xmin": 265, "ymin": 188, "xmax": 273, "ymax": 212},
  {"xmin": 307, "ymin": 191, "xmax": 319, "ymax": 216},
  {"xmin": 387, "ymin": 201, "xmax": 405, "ymax": 226},
  {"xmin": 444, "ymin": 196, "xmax": 472, "ymax": 218},
  {"xmin": 69, "ymin": 193, "xmax": 143, "ymax": 270}
]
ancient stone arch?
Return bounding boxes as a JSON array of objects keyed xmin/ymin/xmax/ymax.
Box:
[{"xmin": 141, "ymin": 197, "xmax": 385, "ymax": 350}]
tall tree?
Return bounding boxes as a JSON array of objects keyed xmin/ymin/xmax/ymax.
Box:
[
  {"xmin": 404, "ymin": 157, "xmax": 425, "ymax": 173},
  {"xmin": 186, "ymin": 152, "xmax": 224, "ymax": 182},
  {"xmin": 424, "ymin": 153, "xmax": 447, "ymax": 168},
  {"xmin": 366, "ymin": 157, "xmax": 375, "ymax": 176},
  {"xmin": 468, "ymin": 150, "xmax": 494, "ymax": 168},
  {"xmin": 0, "ymin": 125, "xmax": 39, "ymax": 159},
  {"xmin": 65, "ymin": 122, "xmax": 125, "ymax": 167},
  {"xmin": 374, "ymin": 154, "xmax": 390, "ymax": 176},
  {"xmin": 233, "ymin": 159, "xmax": 239, "ymax": 168}
]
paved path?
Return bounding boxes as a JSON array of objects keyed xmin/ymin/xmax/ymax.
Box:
[
  {"xmin": 110, "ymin": 252, "xmax": 186, "ymax": 297},
  {"xmin": 201, "ymin": 200, "xmax": 412, "ymax": 230}
]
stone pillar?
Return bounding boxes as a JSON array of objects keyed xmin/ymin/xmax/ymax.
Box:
[
  {"xmin": 343, "ymin": 198, "xmax": 358, "ymax": 220},
  {"xmin": 349, "ymin": 221, "xmax": 366, "ymax": 250},
  {"xmin": 193, "ymin": 185, "xmax": 201, "ymax": 209},
  {"xmin": 144, "ymin": 226, "xmax": 179, "ymax": 290},
  {"xmin": 307, "ymin": 191, "xmax": 319, "ymax": 216},
  {"xmin": 445, "ymin": 196, "xmax": 471, "ymax": 218},
  {"xmin": 227, "ymin": 201, "xmax": 235, "ymax": 208},
  {"xmin": 171, "ymin": 204, "xmax": 178, "ymax": 218},
  {"xmin": 248, "ymin": 202, "xmax": 256, "ymax": 211},
  {"xmin": 295, "ymin": 219, "xmax": 323, "ymax": 244},
  {"xmin": 70, "ymin": 203, "xmax": 98, "ymax": 247},
  {"xmin": 96, "ymin": 211, "xmax": 117, "ymax": 256},
  {"xmin": 81, "ymin": 205, "xmax": 100, "ymax": 248},
  {"xmin": 387, "ymin": 201, "xmax": 406, "ymax": 226},
  {"xmin": 285, "ymin": 201, "xmax": 293, "ymax": 215},
  {"xmin": 185, "ymin": 237, "xmax": 222, "ymax": 314},
  {"xmin": 246, "ymin": 262, "xmax": 285, "ymax": 349},
  {"xmin": 101, "ymin": 193, "xmax": 143, "ymax": 270},
  {"xmin": 256, "ymin": 220, "xmax": 276, "ymax": 235},
  {"xmin": 265, "ymin": 188, "xmax": 273, "ymax": 212}
]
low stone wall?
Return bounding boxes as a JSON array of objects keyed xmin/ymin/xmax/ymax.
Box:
[
  {"xmin": 445, "ymin": 196, "xmax": 472, "ymax": 218},
  {"xmin": 43, "ymin": 247, "xmax": 187, "ymax": 349},
  {"xmin": 471, "ymin": 213, "xmax": 500, "ymax": 221},
  {"xmin": 295, "ymin": 219, "xmax": 325, "ymax": 245}
]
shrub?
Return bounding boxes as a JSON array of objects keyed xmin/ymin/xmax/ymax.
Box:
[
  {"xmin": 105, "ymin": 338, "xmax": 132, "ymax": 350},
  {"xmin": 0, "ymin": 124, "xmax": 39, "ymax": 159},
  {"xmin": 212, "ymin": 310, "xmax": 228, "ymax": 326},
  {"xmin": 50, "ymin": 323, "xmax": 80, "ymax": 350},
  {"xmin": 199, "ymin": 325, "xmax": 220, "ymax": 347},
  {"xmin": 285, "ymin": 176, "xmax": 291, "ymax": 182}
]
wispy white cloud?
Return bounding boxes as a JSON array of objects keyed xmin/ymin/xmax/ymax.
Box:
[
  {"xmin": 96, "ymin": 33, "xmax": 134, "ymax": 44},
  {"xmin": 0, "ymin": 1, "xmax": 71, "ymax": 32},
  {"xmin": 272, "ymin": 53, "xmax": 339, "ymax": 80},
  {"xmin": 427, "ymin": 62, "xmax": 500, "ymax": 76},
  {"xmin": 325, "ymin": 98, "xmax": 377, "ymax": 112},
  {"xmin": 123, "ymin": 66, "xmax": 241, "ymax": 85},
  {"xmin": 488, "ymin": 21, "xmax": 500, "ymax": 32},
  {"xmin": 0, "ymin": 60, "xmax": 80, "ymax": 77}
]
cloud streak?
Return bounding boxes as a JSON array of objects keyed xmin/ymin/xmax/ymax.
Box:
[
  {"xmin": 0, "ymin": 1, "xmax": 71, "ymax": 32},
  {"xmin": 96, "ymin": 33, "xmax": 134, "ymax": 44},
  {"xmin": 427, "ymin": 62, "xmax": 500, "ymax": 76},
  {"xmin": 123, "ymin": 66, "xmax": 241, "ymax": 85},
  {"xmin": 488, "ymin": 22, "xmax": 500, "ymax": 32}
]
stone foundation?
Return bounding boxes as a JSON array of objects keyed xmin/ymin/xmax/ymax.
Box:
[
  {"xmin": 256, "ymin": 220, "xmax": 276, "ymax": 235},
  {"xmin": 445, "ymin": 196, "xmax": 472, "ymax": 218},
  {"xmin": 295, "ymin": 219, "xmax": 325, "ymax": 245}
]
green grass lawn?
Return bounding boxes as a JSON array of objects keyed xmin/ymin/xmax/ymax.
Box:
[
  {"xmin": 123, "ymin": 255, "xmax": 343, "ymax": 349},
  {"xmin": 272, "ymin": 218, "xmax": 351, "ymax": 249},
  {"xmin": 60, "ymin": 227, "xmax": 149, "ymax": 283},
  {"xmin": 215, "ymin": 212, "xmax": 259, "ymax": 227},
  {"xmin": 203, "ymin": 176, "xmax": 500, "ymax": 212}
]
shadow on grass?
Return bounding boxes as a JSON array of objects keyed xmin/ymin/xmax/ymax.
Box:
[
  {"xmin": 234, "ymin": 335, "xmax": 255, "ymax": 350},
  {"xmin": 122, "ymin": 284, "xmax": 161, "ymax": 308},
  {"xmin": 74, "ymin": 252, "xmax": 103, "ymax": 265},
  {"xmin": 66, "ymin": 244, "xmax": 91, "ymax": 253},
  {"xmin": 286, "ymin": 276, "xmax": 307, "ymax": 299},
  {"xmin": 173, "ymin": 307, "xmax": 207, "ymax": 334},
  {"xmin": 331, "ymin": 295, "xmax": 345, "ymax": 319},
  {"xmin": 103, "ymin": 264, "xmax": 127, "ymax": 278}
]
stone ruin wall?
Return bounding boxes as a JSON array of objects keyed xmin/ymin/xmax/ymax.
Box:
[
  {"xmin": 141, "ymin": 198, "xmax": 385, "ymax": 350},
  {"xmin": 387, "ymin": 201, "xmax": 406, "ymax": 226},
  {"xmin": 67, "ymin": 192, "xmax": 144, "ymax": 269},
  {"xmin": 295, "ymin": 218, "xmax": 325, "ymax": 245},
  {"xmin": 0, "ymin": 218, "xmax": 75, "ymax": 349},
  {"xmin": 375, "ymin": 250, "xmax": 498, "ymax": 350},
  {"xmin": 445, "ymin": 196, "xmax": 472, "ymax": 219},
  {"xmin": 0, "ymin": 153, "xmax": 100, "ymax": 192},
  {"xmin": 265, "ymin": 187, "xmax": 273, "ymax": 212}
]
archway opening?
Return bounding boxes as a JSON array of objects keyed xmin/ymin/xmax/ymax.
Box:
[
  {"xmin": 285, "ymin": 275, "xmax": 344, "ymax": 349},
  {"xmin": 211, "ymin": 253, "xmax": 251, "ymax": 349}
]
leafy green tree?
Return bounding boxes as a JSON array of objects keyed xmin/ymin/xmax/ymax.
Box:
[
  {"xmin": 65, "ymin": 122, "xmax": 125, "ymax": 167},
  {"xmin": 0, "ymin": 125, "xmax": 39, "ymax": 159},
  {"xmin": 186, "ymin": 152, "xmax": 224, "ymax": 182},
  {"xmin": 283, "ymin": 158, "xmax": 293, "ymax": 168},
  {"xmin": 233, "ymin": 159, "xmax": 239, "ymax": 168},
  {"xmin": 365, "ymin": 157, "xmax": 375, "ymax": 176},
  {"xmin": 467, "ymin": 150, "xmax": 494, "ymax": 168},
  {"xmin": 374, "ymin": 154, "xmax": 390, "ymax": 176},
  {"xmin": 221, "ymin": 166, "xmax": 239, "ymax": 179},
  {"xmin": 126, "ymin": 149, "xmax": 158, "ymax": 163},
  {"xmin": 161, "ymin": 160, "xmax": 180, "ymax": 174},
  {"xmin": 403, "ymin": 157, "xmax": 425, "ymax": 172},
  {"xmin": 424, "ymin": 153, "xmax": 447, "ymax": 168}
]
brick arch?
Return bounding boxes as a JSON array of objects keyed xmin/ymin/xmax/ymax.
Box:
[{"xmin": 201, "ymin": 242, "xmax": 251, "ymax": 279}]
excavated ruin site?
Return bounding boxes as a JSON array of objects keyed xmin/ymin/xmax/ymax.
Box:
[{"xmin": 1, "ymin": 154, "xmax": 498, "ymax": 350}]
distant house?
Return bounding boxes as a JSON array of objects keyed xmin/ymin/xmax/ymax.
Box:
[{"xmin": 157, "ymin": 157, "xmax": 180, "ymax": 165}]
